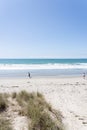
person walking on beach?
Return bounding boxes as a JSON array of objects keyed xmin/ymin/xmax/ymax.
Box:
[
  {"xmin": 83, "ymin": 72, "xmax": 86, "ymax": 79},
  {"xmin": 28, "ymin": 72, "xmax": 31, "ymax": 78}
]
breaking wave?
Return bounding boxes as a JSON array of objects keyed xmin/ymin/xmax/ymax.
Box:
[{"xmin": 0, "ymin": 63, "xmax": 87, "ymax": 70}]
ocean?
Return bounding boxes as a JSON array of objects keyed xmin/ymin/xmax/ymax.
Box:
[{"xmin": 0, "ymin": 59, "xmax": 87, "ymax": 77}]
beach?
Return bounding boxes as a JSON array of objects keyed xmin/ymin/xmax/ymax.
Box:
[
  {"xmin": 0, "ymin": 76, "xmax": 87, "ymax": 130},
  {"xmin": 1, "ymin": 0, "xmax": 87, "ymax": 129}
]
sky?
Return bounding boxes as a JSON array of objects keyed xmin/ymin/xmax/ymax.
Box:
[{"xmin": 0, "ymin": 0, "xmax": 87, "ymax": 58}]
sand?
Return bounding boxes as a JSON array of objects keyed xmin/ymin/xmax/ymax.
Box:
[{"xmin": 0, "ymin": 76, "xmax": 87, "ymax": 130}]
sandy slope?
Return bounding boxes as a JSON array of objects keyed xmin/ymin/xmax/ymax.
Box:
[{"xmin": 0, "ymin": 76, "xmax": 87, "ymax": 130}]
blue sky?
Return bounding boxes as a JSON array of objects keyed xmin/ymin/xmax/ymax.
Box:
[{"xmin": 0, "ymin": 0, "xmax": 87, "ymax": 58}]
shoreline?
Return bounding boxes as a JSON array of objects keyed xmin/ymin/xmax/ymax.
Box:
[
  {"xmin": 0, "ymin": 68, "xmax": 86, "ymax": 78},
  {"xmin": 0, "ymin": 74, "xmax": 84, "ymax": 78}
]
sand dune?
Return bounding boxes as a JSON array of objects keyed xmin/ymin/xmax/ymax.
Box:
[{"xmin": 0, "ymin": 76, "xmax": 87, "ymax": 130}]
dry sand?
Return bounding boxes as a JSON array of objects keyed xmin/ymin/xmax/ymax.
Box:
[{"xmin": 0, "ymin": 76, "xmax": 87, "ymax": 130}]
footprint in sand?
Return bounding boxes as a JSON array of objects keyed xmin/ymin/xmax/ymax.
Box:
[
  {"xmin": 27, "ymin": 82, "xmax": 30, "ymax": 83},
  {"xmin": 82, "ymin": 121, "xmax": 87, "ymax": 125},
  {"xmin": 78, "ymin": 117, "xmax": 84, "ymax": 120},
  {"xmin": 12, "ymin": 86, "xmax": 19, "ymax": 88}
]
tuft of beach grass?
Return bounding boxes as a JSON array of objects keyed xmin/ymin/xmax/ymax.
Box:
[
  {"xmin": 0, "ymin": 94, "xmax": 7, "ymax": 112},
  {"xmin": 0, "ymin": 117, "xmax": 12, "ymax": 130},
  {"xmin": 16, "ymin": 90, "xmax": 64, "ymax": 130}
]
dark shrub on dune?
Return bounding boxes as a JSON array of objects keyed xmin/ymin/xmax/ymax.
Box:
[{"xmin": 0, "ymin": 94, "xmax": 7, "ymax": 112}]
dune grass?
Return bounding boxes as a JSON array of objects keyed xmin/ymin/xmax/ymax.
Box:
[
  {"xmin": 16, "ymin": 91, "xmax": 64, "ymax": 130},
  {"xmin": 12, "ymin": 92, "xmax": 17, "ymax": 99},
  {"xmin": 0, "ymin": 93, "xmax": 12, "ymax": 130},
  {"xmin": 0, "ymin": 91, "xmax": 64, "ymax": 130},
  {"xmin": 0, "ymin": 117, "xmax": 12, "ymax": 130},
  {"xmin": 0, "ymin": 94, "xmax": 7, "ymax": 112}
]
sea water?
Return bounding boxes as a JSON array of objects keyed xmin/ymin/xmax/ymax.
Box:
[{"xmin": 0, "ymin": 59, "xmax": 87, "ymax": 78}]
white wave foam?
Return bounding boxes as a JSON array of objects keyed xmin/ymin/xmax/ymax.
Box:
[{"xmin": 0, "ymin": 63, "xmax": 87, "ymax": 70}]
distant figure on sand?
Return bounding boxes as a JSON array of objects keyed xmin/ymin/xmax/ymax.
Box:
[
  {"xmin": 83, "ymin": 72, "xmax": 86, "ymax": 79},
  {"xmin": 28, "ymin": 72, "xmax": 31, "ymax": 78}
]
